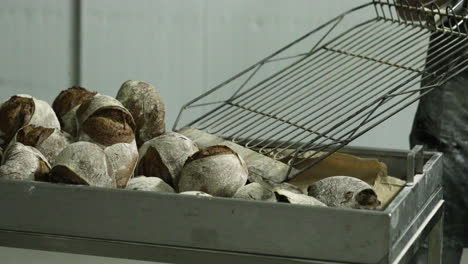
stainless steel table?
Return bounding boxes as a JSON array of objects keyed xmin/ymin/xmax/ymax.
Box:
[{"xmin": 0, "ymin": 146, "xmax": 443, "ymax": 264}]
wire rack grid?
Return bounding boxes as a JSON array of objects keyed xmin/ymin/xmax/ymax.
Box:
[{"xmin": 173, "ymin": 0, "xmax": 467, "ymax": 180}]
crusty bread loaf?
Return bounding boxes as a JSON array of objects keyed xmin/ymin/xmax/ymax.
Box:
[
  {"xmin": 52, "ymin": 86, "xmax": 97, "ymax": 137},
  {"xmin": 116, "ymin": 80, "xmax": 166, "ymax": 147},
  {"xmin": 178, "ymin": 145, "xmax": 248, "ymax": 197},
  {"xmin": 0, "ymin": 95, "xmax": 60, "ymax": 147},
  {"xmin": 137, "ymin": 132, "xmax": 198, "ymax": 187}
]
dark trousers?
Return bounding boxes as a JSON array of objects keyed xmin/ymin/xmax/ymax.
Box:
[{"xmin": 409, "ymin": 23, "xmax": 467, "ymax": 263}]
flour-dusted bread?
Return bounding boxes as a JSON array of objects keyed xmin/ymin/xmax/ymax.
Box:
[
  {"xmin": 308, "ymin": 176, "xmax": 381, "ymax": 210},
  {"xmin": 0, "ymin": 95, "xmax": 60, "ymax": 147},
  {"xmin": 76, "ymin": 95, "xmax": 136, "ymax": 147},
  {"xmin": 178, "ymin": 145, "xmax": 248, "ymax": 197},
  {"xmin": 13, "ymin": 125, "xmax": 71, "ymax": 164},
  {"xmin": 234, "ymin": 182, "xmax": 277, "ymax": 202},
  {"xmin": 0, "ymin": 142, "xmax": 51, "ymax": 182},
  {"xmin": 274, "ymin": 189, "xmax": 327, "ymax": 207},
  {"xmin": 137, "ymin": 132, "xmax": 198, "ymax": 187},
  {"xmin": 51, "ymin": 142, "xmax": 116, "ymax": 188},
  {"xmin": 52, "ymin": 86, "xmax": 97, "ymax": 137},
  {"xmin": 104, "ymin": 142, "xmax": 138, "ymax": 188},
  {"xmin": 179, "ymin": 127, "xmax": 296, "ymax": 184},
  {"xmin": 76, "ymin": 95, "xmax": 138, "ymax": 188},
  {"xmin": 126, "ymin": 176, "xmax": 175, "ymax": 193},
  {"xmin": 116, "ymin": 80, "xmax": 166, "ymax": 146},
  {"xmin": 179, "ymin": 191, "xmax": 212, "ymax": 197}
]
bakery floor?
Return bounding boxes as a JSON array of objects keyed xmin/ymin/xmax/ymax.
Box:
[{"xmin": 1, "ymin": 246, "xmax": 467, "ymax": 264}]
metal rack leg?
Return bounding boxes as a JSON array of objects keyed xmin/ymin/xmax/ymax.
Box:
[
  {"xmin": 427, "ymin": 216, "xmax": 442, "ymax": 264},
  {"xmin": 399, "ymin": 201, "xmax": 444, "ymax": 264}
]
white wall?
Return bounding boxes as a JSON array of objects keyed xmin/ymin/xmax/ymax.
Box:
[
  {"xmin": 0, "ymin": 0, "xmax": 77, "ymax": 103},
  {"xmin": 80, "ymin": 0, "xmax": 375, "ymax": 134},
  {"xmin": 0, "ymin": 1, "xmax": 422, "ymax": 263},
  {"xmin": 0, "ymin": 0, "xmax": 418, "ymax": 150}
]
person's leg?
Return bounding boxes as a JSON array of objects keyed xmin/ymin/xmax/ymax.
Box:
[
  {"xmin": 408, "ymin": 136, "xmax": 467, "ymax": 264},
  {"xmin": 410, "ymin": 246, "xmax": 428, "ymax": 264},
  {"xmin": 442, "ymin": 246, "xmax": 463, "ymax": 264}
]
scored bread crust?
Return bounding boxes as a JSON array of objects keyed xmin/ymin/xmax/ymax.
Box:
[
  {"xmin": 105, "ymin": 140, "xmax": 138, "ymax": 188},
  {"xmin": 51, "ymin": 142, "xmax": 116, "ymax": 188},
  {"xmin": 137, "ymin": 132, "xmax": 198, "ymax": 186},
  {"xmin": 178, "ymin": 147, "xmax": 248, "ymax": 197},
  {"xmin": 116, "ymin": 80, "xmax": 166, "ymax": 146},
  {"xmin": 14, "ymin": 125, "xmax": 71, "ymax": 165},
  {"xmin": 0, "ymin": 142, "xmax": 51, "ymax": 181},
  {"xmin": 0, "ymin": 95, "xmax": 60, "ymax": 146},
  {"xmin": 76, "ymin": 95, "xmax": 135, "ymax": 130}
]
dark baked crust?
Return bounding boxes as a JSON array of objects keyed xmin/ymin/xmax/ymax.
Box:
[
  {"xmin": 52, "ymin": 86, "xmax": 96, "ymax": 123},
  {"xmin": 16, "ymin": 125, "xmax": 55, "ymax": 147},
  {"xmin": 81, "ymin": 108, "xmax": 135, "ymax": 146},
  {"xmin": 50, "ymin": 165, "xmax": 88, "ymax": 185},
  {"xmin": 0, "ymin": 96, "xmax": 35, "ymax": 146},
  {"xmin": 186, "ymin": 145, "xmax": 237, "ymax": 163},
  {"xmin": 137, "ymin": 146, "xmax": 173, "ymax": 186},
  {"xmin": 34, "ymin": 159, "xmax": 51, "ymax": 182}
]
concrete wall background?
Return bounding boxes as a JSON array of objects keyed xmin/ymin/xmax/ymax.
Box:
[
  {"xmin": 0, "ymin": 1, "xmax": 427, "ymax": 263},
  {"xmin": 0, "ymin": 0, "xmax": 418, "ymax": 151},
  {"xmin": 0, "ymin": 0, "xmax": 77, "ymax": 103}
]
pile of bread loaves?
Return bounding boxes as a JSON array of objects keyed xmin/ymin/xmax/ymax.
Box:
[{"xmin": 0, "ymin": 80, "xmax": 381, "ymax": 210}]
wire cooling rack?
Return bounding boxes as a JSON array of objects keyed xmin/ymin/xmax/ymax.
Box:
[{"xmin": 174, "ymin": 0, "xmax": 467, "ymax": 180}]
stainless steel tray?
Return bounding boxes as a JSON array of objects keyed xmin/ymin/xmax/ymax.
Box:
[{"xmin": 0, "ymin": 146, "xmax": 443, "ymax": 264}]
